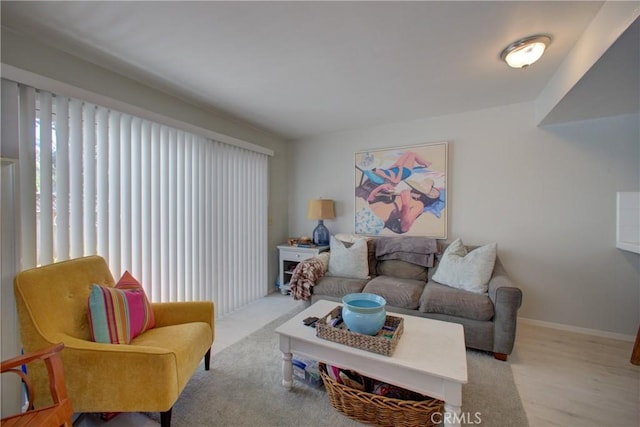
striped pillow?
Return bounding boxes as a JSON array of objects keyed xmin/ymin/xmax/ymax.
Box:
[{"xmin": 88, "ymin": 271, "xmax": 155, "ymax": 344}]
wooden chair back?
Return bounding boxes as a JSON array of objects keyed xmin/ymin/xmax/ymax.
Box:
[{"xmin": 1, "ymin": 343, "xmax": 73, "ymax": 427}]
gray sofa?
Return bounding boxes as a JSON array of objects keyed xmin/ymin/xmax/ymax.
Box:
[{"xmin": 308, "ymin": 238, "xmax": 523, "ymax": 361}]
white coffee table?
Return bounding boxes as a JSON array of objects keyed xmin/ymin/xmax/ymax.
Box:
[{"xmin": 275, "ymin": 300, "xmax": 468, "ymax": 427}]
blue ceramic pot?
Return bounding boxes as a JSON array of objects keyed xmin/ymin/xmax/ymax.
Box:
[{"xmin": 341, "ymin": 293, "xmax": 387, "ymax": 336}]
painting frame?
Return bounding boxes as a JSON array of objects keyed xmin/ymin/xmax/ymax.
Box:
[{"xmin": 354, "ymin": 141, "xmax": 448, "ymax": 239}]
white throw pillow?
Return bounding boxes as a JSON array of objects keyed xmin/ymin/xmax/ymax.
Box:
[
  {"xmin": 333, "ymin": 233, "xmax": 372, "ymax": 245},
  {"xmin": 326, "ymin": 236, "xmax": 370, "ymax": 279},
  {"xmin": 432, "ymin": 238, "xmax": 497, "ymax": 294}
]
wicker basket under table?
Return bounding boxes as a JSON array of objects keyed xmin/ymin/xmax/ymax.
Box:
[{"xmin": 319, "ymin": 363, "xmax": 443, "ymax": 427}]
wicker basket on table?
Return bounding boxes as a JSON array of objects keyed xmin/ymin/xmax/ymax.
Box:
[{"xmin": 319, "ymin": 363, "xmax": 444, "ymax": 427}]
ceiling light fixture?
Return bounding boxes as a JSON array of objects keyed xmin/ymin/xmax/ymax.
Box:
[{"xmin": 500, "ymin": 35, "xmax": 551, "ymax": 69}]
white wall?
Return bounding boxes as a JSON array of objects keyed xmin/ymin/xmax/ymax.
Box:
[
  {"xmin": 289, "ymin": 102, "xmax": 640, "ymax": 336},
  {"xmin": 1, "ymin": 28, "xmax": 291, "ymax": 289}
]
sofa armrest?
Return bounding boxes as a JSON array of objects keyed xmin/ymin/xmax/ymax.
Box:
[
  {"xmin": 488, "ymin": 274, "xmax": 521, "ymax": 307},
  {"xmin": 487, "ymin": 260, "xmax": 522, "ymax": 355},
  {"xmin": 152, "ymin": 301, "xmax": 214, "ymax": 329}
]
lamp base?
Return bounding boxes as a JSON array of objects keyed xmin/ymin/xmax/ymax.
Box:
[{"xmin": 312, "ymin": 220, "xmax": 330, "ymax": 246}]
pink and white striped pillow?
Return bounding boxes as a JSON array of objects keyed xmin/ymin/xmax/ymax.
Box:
[{"xmin": 88, "ymin": 271, "xmax": 155, "ymax": 344}]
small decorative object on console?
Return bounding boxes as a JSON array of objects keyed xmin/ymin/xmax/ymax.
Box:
[{"xmin": 297, "ymin": 236, "xmax": 315, "ymax": 247}]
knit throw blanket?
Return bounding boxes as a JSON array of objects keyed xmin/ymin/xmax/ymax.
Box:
[{"xmin": 290, "ymin": 252, "xmax": 330, "ymax": 301}]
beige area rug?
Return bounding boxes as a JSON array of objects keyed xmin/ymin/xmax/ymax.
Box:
[{"xmin": 149, "ymin": 308, "xmax": 529, "ymax": 426}]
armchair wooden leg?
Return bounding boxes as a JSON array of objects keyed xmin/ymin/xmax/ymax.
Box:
[
  {"xmin": 204, "ymin": 348, "xmax": 211, "ymax": 371},
  {"xmin": 494, "ymin": 352, "xmax": 508, "ymax": 361},
  {"xmin": 160, "ymin": 408, "xmax": 172, "ymax": 427}
]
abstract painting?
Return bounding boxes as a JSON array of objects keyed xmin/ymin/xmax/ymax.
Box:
[{"xmin": 355, "ymin": 141, "xmax": 448, "ymax": 238}]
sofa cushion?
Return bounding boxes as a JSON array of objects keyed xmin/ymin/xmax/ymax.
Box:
[
  {"xmin": 362, "ymin": 276, "xmax": 426, "ymax": 310},
  {"xmin": 432, "ymin": 238, "xmax": 496, "ymax": 294},
  {"xmin": 376, "ymin": 260, "xmax": 428, "ymax": 281},
  {"xmin": 130, "ymin": 321, "xmax": 212, "ymax": 392},
  {"xmin": 419, "ymin": 282, "xmax": 494, "ymax": 321},
  {"xmin": 313, "ymin": 276, "xmax": 368, "ymax": 298}
]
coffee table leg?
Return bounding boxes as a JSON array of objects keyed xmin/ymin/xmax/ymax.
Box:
[
  {"xmin": 282, "ymin": 351, "xmax": 293, "ymax": 389},
  {"xmin": 443, "ymin": 402, "xmax": 462, "ymax": 427},
  {"xmin": 442, "ymin": 381, "xmax": 463, "ymax": 427}
]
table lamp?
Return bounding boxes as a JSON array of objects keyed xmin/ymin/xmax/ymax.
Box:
[{"xmin": 307, "ymin": 199, "xmax": 335, "ymax": 246}]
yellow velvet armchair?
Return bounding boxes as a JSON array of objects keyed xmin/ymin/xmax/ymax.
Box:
[{"xmin": 14, "ymin": 255, "xmax": 215, "ymax": 427}]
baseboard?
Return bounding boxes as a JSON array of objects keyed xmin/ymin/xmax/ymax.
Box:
[{"xmin": 518, "ymin": 317, "xmax": 636, "ymax": 342}]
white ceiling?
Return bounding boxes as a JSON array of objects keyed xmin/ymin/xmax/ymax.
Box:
[{"xmin": 1, "ymin": 1, "xmax": 629, "ymax": 140}]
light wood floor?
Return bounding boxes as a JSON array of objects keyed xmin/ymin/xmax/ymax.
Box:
[
  {"xmin": 79, "ymin": 293, "xmax": 639, "ymax": 426},
  {"xmin": 510, "ymin": 321, "xmax": 639, "ymax": 426}
]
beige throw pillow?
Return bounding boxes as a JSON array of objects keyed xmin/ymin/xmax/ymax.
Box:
[
  {"xmin": 432, "ymin": 238, "xmax": 496, "ymax": 294},
  {"xmin": 326, "ymin": 236, "xmax": 369, "ymax": 279}
]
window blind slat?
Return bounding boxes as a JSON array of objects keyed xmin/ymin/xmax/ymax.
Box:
[
  {"xmin": 219, "ymin": 144, "xmax": 229, "ymax": 314},
  {"xmin": 183, "ymin": 135, "xmax": 193, "ymax": 300},
  {"xmin": 191, "ymin": 138, "xmax": 199, "ymax": 299},
  {"xmin": 96, "ymin": 106, "xmax": 109, "ymax": 260},
  {"xmin": 176, "ymin": 131, "xmax": 185, "ymax": 301},
  {"xmin": 18, "ymin": 85, "xmax": 37, "ymax": 269},
  {"xmin": 108, "ymin": 111, "xmax": 122, "ymax": 274},
  {"xmin": 231, "ymin": 148, "xmax": 240, "ymax": 308},
  {"xmin": 55, "ymin": 96, "xmax": 70, "ymax": 261},
  {"xmin": 140, "ymin": 120, "xmax": 152, "ymax": 295},
  {"xmin": 130, "ymin": 118, "xmax": 142, "ymax": 276},
  {"xmin": 198, "ymin": 140, "xmax": 206, "ymax": 300},
  {"xmin": 151, "ymin": 123, "xmax": 161, "ymax": 301},
  {"xmin": 38, "ymin": 91, "xmax": 54, "ymax": 265},
  {"xmin": 69, "ymin": 98, "xmax": 84, "ymax": 258},
  {"xmin": 160, "ymin": 126, "xmax": 170, "ymax": 302},
  {"xmin": 82, "ymin": 103, "xmax": 97, "ymax": 254},
  {"xmin": 120, "ymin": 115, "xmax": 132, "ymax": 271},
  {"xmin": 169, "ymin": 129, "xmax": 178, "ymax": 301}
]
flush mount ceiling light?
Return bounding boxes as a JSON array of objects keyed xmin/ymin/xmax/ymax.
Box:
[{"xmin": 500, "ymin": 35, "xmax": 551, "ymax": 69}]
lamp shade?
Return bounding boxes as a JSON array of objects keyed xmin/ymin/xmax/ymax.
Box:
[{"xmin": 307, "ymin": 199, "xmax": 335, "ymax": 220}]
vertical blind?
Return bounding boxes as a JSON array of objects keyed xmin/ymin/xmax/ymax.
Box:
[{"xmin": 3, "ymin": 80, "xmax": 269, "ymax": 316}]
